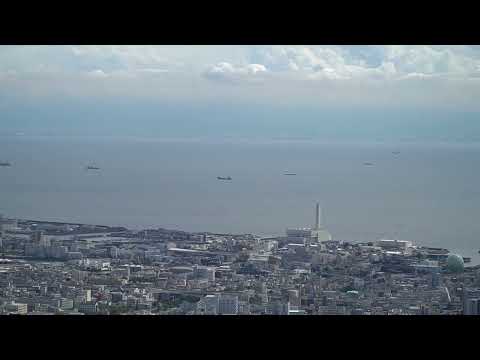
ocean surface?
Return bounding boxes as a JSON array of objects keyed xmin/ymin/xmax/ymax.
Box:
[{"xmin": 1, "ymin": 135, "xmax": 480, "ymax": 264}]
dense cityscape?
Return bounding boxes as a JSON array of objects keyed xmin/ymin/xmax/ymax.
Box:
[{"xmin": 1, "ymin": 204, "xmax": 479, "ymax": 315}]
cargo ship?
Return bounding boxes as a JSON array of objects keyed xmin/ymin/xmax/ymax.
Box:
[
  {"xmin": 0, "ymin": 162, "xmax": 12, "ymax": 167},
  {"xmin": 217, "ymin": 176, "xmax": 232, "ymax": 181}
]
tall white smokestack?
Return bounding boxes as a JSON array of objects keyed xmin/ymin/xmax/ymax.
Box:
[{"xmin": 315, "ymin": 202, "xmax": 320, "ymax": 229}]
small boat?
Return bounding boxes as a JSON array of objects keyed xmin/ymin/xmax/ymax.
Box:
[
  {"xmin": 392, "ymin": 151, "xmax": 400, "ymax": 155},
  {"xmin": 86, "ymin": 165, "xmax": 100, "ymax": 170},
  {"xmin": 363, "ymin": 162, "xmax": 374, "ymax": 166},
  {"xmin": 284, "ymin": 173, "xmax": 297, "ymax": 176},
  {"xmin": 0, "ymin": 162, "xmax": 12, "ymax": 167},
  {"xmin": 217, "ymin": 176, "xmax": 232, "ymax": 181}
]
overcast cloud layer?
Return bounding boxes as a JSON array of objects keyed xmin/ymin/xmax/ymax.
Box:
[
  {"xmin": 2, "ymin": 45, "xmax": 480, "ymax": 79},
  {"xmin": 1, "ymin": 45, "xmax": 480, "ymax": 105}
]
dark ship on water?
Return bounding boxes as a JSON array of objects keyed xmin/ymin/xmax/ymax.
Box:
[
  {"xmin": 0, "ymin": 162, "xmax": 12, "ymax": 167},
  {"xmin": 217, "ymin": 176, "xmax": 232, "ymax": 181}
]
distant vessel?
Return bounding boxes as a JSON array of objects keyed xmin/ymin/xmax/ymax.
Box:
[
  {"xmin": 363, "ymin": 162, "xmax": 374, "ymax": 166},
  {"xmin": 217, "ymin": 176, "xmax": 232, "ymax": 181},
  {"xmin": 0, "ymin": 162, "xmax": 12, "ymax": 167},
  {"xmin": 392, "ymin": 151, "xmax": 400, "ymax": 155},
  {"xmin": 284, "ymin": 172, "xmax": 297, "ymax": 176},
  {"xmin": 86, "ymin": 165, "xmax": 100, "ymax": 170}
]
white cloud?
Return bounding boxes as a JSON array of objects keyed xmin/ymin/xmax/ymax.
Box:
[
  {"xmin": 68, "ymin": 45, "xmax": 251, "ymax": 74},
  {"xmin": 1, "ymin": 45, "xmax": 480, "ymax": 110},
  {"xmin": 137, "ymin": 68, "xmax": 169, "ymax": 74},
  {"xmin": 3, "ymin": 45, "xmax": 479, "ymax": 82},
  {"xmin": 248, "ymin": 45, "xmax": 480, "ymax": 81},
  {"xmin": 204, "ymin": 62, "xmax": 267, "ymax": 82},
  {"xmin": 86, "ymin": 69, "xmax": 108, "ymax": 78},
  {"xmin": 71, "ymin": 45, "xmax": 169, "ymax": 68},
  {"xmin": 382, "ymin": 45, "xmax": 480, "ymax": 77},
  {"xmin": 246, "ymin": 63, "xmax": 267, "ymax": 74}
]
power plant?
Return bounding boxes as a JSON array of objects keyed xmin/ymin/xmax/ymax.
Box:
[{"xmin": 286, "ymin": 202, "xmax": 332, "ymax": 244}]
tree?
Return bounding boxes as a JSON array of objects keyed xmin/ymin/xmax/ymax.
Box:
[
  {"xmin": 109, "ymin": 304, "xmax": 128, "ymax": 315},
  {"xmin": 249, "ymin": 294, "xmax": 263, "ymax": 305}
]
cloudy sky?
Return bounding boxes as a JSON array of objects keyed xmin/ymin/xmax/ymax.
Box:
[{"xmin": 2, "ymin": 45, "xmax": 480, "ymax": 141}]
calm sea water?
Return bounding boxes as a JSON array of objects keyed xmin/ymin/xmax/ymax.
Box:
[{"xmin": 1, "ymin": 136, "xmax": 480, "ymax": 264}]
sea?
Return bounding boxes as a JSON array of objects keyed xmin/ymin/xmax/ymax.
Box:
[{"xmin": 1, "ymin": 135, "xmax": 480, "ymax": 265}]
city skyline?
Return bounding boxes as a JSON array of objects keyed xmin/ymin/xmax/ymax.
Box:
[{"xmin": 0, "ymin": 207, "xmax": 475, "ymax": 315}]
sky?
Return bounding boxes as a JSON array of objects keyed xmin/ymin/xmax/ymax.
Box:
[{"xmin": 1, "ymin": 45, "xmax": 480, "ymax": 142}]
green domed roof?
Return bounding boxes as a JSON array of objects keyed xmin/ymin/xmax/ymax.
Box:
[{"xmin": 446, "ymin": 254, "xmax": 464, "ymax": 273}]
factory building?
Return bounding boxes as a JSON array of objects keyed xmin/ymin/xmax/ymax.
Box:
[{"xmin": 286, "ymin": 202, "xmax": 332, "ymax": 244}]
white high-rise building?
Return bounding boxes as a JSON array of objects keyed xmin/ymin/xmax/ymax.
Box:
[
  {"xmin": 464, "ymin": 298, "xmax": 479, "ymax": 315},
  {"xmin": 288, "ymin": 289, "xmax": 301, "ymax": 309},
  {"xmin": 109, "ymin": 246, "xmax": 119, "ymax": 259},
  {"xmin": 31, "ymin": 230, "xmax": 44, "ymax": 243},
  {"xmin": 59, "ymin": 298, "xmax": 74, "ymax": 311},
  {"xmin": 5, "ymin": 302, "xmax": 28, "ymax": 314},
  {"xmin": 78, "ymin": 289, "xmax": 92, "ymax": 303},
  {"xmin": 201, "ymin": 294, "xmax": 219, "ymax": 315},
  {"xmin": 463, "ymin": 289, "xmax": 480, "ymax": 315},
  {"xmin": 78, "ymin": 302, "xmax": 98, "ymax": 314},
  {"xmin": 218, "ymin": 295, "xmax": 239, "ymax": 315},
  {"xmin": 194, "ymin": 265, "xmax": 215, "ymax": 282},
  {"xmin": 196, "ymin": 294, "xmax": 238, "ymax": 315}
]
